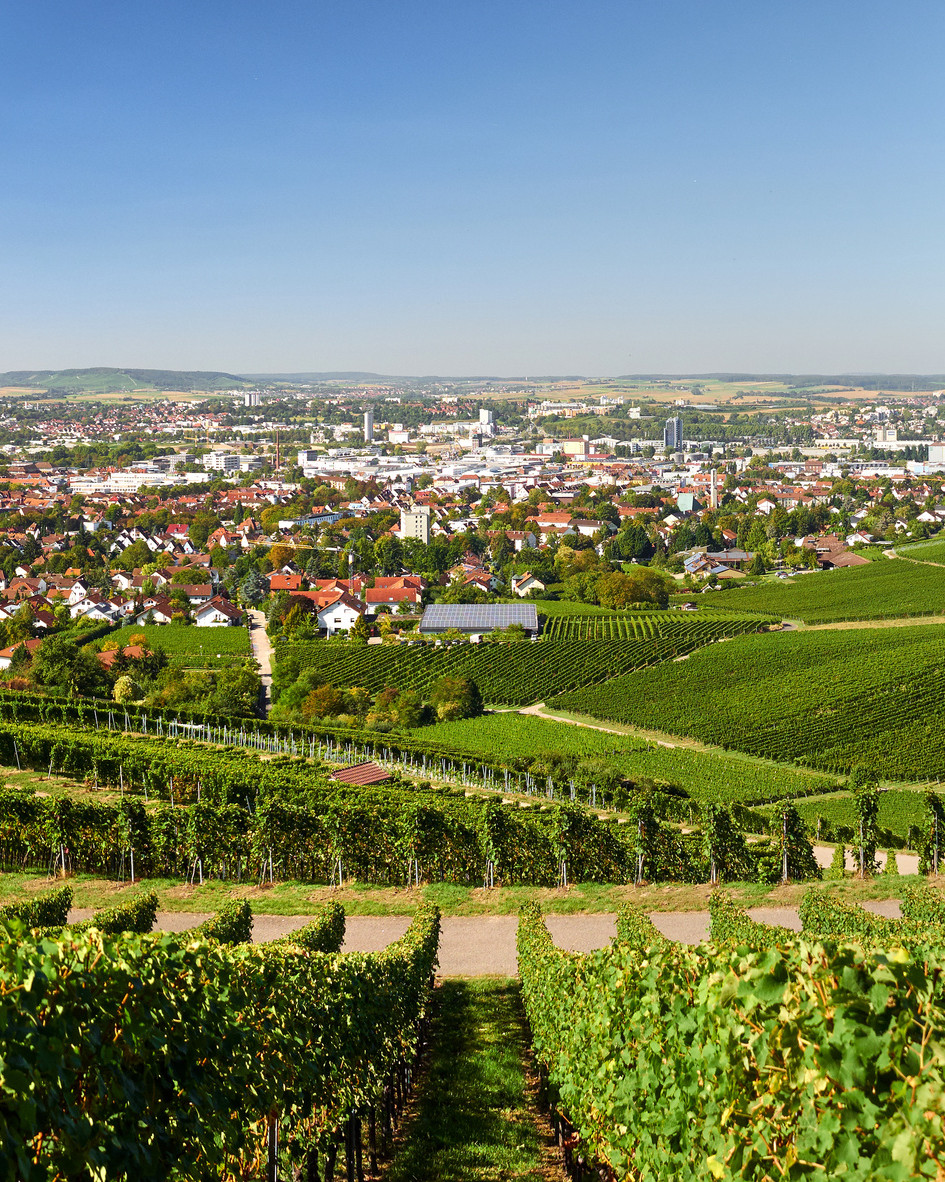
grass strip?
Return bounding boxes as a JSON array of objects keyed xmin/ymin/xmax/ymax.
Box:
[{"xmin": 384, "ymin": 977, "xmax": 560, "ymax": 1181}]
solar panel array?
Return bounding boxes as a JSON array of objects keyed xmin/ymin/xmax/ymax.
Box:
[{"xmin": 419, "ymin": 603, "xmax": 539, "ymax": 632}]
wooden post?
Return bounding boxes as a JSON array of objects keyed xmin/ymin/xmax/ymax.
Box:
[
  {"xmin": 267, "ymin": 1111, "xmax": 279, "ymax": 1182},
  {"xmin": 368, "ymin": 1106, "xmax": 378, "ymax": 1174},
  {"xmin": 345, "ymin": 1116, "xmax": 355, "ymax": 1182}
]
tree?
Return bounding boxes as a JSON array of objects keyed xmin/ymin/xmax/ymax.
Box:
[
  {"xmin": 429, "ymin": 675, "xmax": 482, "ymax": 721},
  {"xmin": 188, "ymin": 511, "xmax": 221, "ymax": 551},
  {"xmin": 239, "ymin": 570, "xmax": 269, "ymax": 607},
  {"xmin": 302, "ymin": 685, "xmax": 348, "ymax": 719},
  {"xmin": 113, "ymin": 675, "xmax": 143, "ymax": 703},
  {"xmin": 350, "ymin": 614, "xmax": 371, "ymax": 642},
  {"xmin": 31, "ymin": 636, "xmax": 109, "ymax": 698}
]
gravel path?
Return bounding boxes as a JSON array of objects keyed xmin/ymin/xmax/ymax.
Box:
[
  {"xmin": 247, "ymin": 609, "xmax": 273, "ymax": 713},
  {"xmin": 66, "ymin": 902, "xmax": 904, "ymax": 973}
]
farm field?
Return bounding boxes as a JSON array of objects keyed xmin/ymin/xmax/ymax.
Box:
[
  {"xmin": 550, "ymin": 624, "xmax": 945, "ymax": 781},
  {"xmin": 422, "ymin": 712, "xmax": 645, "ymax": 761},
  {"xmin": 788, "ymin": 788, "xmax": 931, "ymax": 840},
  {"xmin": 421, "ymin": 711, "xmax": 839, "ymax": 806},
  {"xmin": 541, "ymin": 610, "xmax": 769, "ymax": 641},
  {"xmin": 895, "ymin": 537, "xmax": 945, "ymax": 563},
  {"xmin": 703, "ymin": 557, "xmax": 945, "ymax": 622},
  {"xmin": 130, "ymin": 624, "xmax": 250, "ymax": 668},
  {"xmin": 279, "ymin": 615, "xmax": 768, "ymax": 706}
]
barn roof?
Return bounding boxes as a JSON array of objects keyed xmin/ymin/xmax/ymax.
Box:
[{"xmin": 330, "ymin": 761, "xmax": 391, "ymax": 786}]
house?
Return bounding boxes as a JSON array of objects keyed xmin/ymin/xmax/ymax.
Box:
[
  {"xmin": 511, "ymin": 573, "xmax": 545, "ymax": 597},
  {"xmin": 0, "ymin": 637, "xmax": 43, "ymax": 670},
  {"xmin": 96, "ymin": 644, "xmax": 147, "ymax": 670},
  {"xmin": 364, "ymin": 586, "xmax": 422, "ymax": 615},
  {"xmin": 290, "ymin": 588, "xmax": 366, "ymax": 636},
  {"xmin": 314, "ymin": 590, "xmax": 365, "ymax": 636},
  {"xmin": 269, "ymin": 573, "xmax": 303, "ymax": 592},
  {"xmin": 132, "ymin": 598, "xmax": 176, "ymax": 625},
  {"xmin": 194, "ymin": 597, "xmax": 245, "ymax": 627}
]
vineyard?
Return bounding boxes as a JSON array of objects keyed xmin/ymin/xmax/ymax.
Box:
[
  {"xmin": 552, "ymin": 624, "xmax": 945, "ymax": 780},
  {"xmin": 701, "ymin": 556, "xmax": 945, "ymax": 622},
  {"xmin": 0, "ymin": 901, "xmax": 439, "ymax": 1180},
  {"xmin": 132, "ymin": 623, "xmax": 250, "ymax": 667},
  {"xmin": 518, "ymin": 898, "xmax": 945, "ymax": 1179},
  {"xmin": 895, "ymin": 537, "xmax": 945, "ymax": 563},
  {"xmin": 540, "ymin": 610, "xmax": 770, "ymax": 642},
  {"xmin": 422, "ymin": 711, "xmax": 839, "ymax": 806},
  {"xmin": 788, "ymin": 787, "xmax": 931, "ymax": 841},
  {"xmin": 277, "ymin": 613, "xmax": 770, "ymax": 706}
]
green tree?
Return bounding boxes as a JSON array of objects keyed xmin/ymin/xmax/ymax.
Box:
[{"xmin": 429, "ymin": 675, "xmax": 483, "ymax": 721}]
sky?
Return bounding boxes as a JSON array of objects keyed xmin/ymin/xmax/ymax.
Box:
[{"xmin": 2, "ymin": 1, "xmax": 944, "ymax": 376}]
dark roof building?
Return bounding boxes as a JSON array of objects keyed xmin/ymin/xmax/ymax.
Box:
[{"xmin": 419, "ymin": 603, "xmax": 538, "ymax": 636}]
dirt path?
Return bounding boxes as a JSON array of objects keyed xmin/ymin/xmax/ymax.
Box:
[
  {"xmin": 247, "ymin": 609, "xmax": 273, "ymax": 713},
  {"xmin": 802, "ymin": 615, "xmax": 945, "ymax": 631},
  {"xmin": 66, "ymin": 903, "xmax": 909, "ymax": 972},
  {"xmin": 888, "ymin": 549, "xmax": 945, "ymax": 569}
]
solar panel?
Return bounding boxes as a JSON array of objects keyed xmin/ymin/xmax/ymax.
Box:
[{"xmin": 419, "ymin": 604, "xmax": 538, "ymax": 633}]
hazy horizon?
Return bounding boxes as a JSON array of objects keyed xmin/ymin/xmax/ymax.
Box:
[{"xmin": 3, "ymin": 1, "xmax": 944, "ymax": 375}]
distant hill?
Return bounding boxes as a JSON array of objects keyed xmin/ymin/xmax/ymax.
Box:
[
  {"xmin": 620, "ymin": 373, "xmax": 945, "ymax": 390},
  {"xmin": 240, "ymin": 372, "xmax": 404, "ymax": 382},
  {"xmin": 0, "ymin": 367, "xmax": 251, "ymax": 393}
]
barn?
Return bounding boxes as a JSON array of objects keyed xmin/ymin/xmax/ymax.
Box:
[{"xmin": 418, "ymin": 603, "xmax": 539, "ymax": 639}]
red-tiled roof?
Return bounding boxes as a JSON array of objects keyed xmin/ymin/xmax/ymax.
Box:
[{"xmin": 329, "ymin": 761, "xmax": 390, "ymax": 786}]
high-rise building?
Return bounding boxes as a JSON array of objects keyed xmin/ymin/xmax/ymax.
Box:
[
  {"xmin": 400, "ymin": 506, "xmax": 431, "ymax": 544},
  {"xmin": 663, "ymin": 416, "xmax": 683, "ymax": 450},
  {"xmin": 363, "ymin": 409, "xmax": 375, "ymax": 442}
]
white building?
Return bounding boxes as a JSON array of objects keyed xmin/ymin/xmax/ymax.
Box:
[
  {"xmin": 400, "ymin": 506, "xmax": 431, "ymax": 544},
  {"xmin": 203, "ymin": 451, "xmax": 241, "ymax": 472}
]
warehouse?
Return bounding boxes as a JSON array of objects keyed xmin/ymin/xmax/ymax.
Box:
[{"xmin": 418, "ymin": 603, "xmax": 539, "ymax": 639}]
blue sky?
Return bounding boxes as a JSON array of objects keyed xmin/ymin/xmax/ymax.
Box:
[{"xmin": 2, "ymin": 1, "xmax": 943, "ymax": 375}]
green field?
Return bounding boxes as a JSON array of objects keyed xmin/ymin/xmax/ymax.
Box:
[
  {"xmin": 541, "ymin": 610, "xmax": 770, "ymax": 641},
  {"xmin": 896, "ymin": 537, "xmax": 945, "ymax": 563},
  {"xmin": 131, "ymin": 624, "xmax": 250, "ymax": 667},
  {"xmin": 788, "ymin": 788, "xmax": 930, "ymax": 840},
  {"xmin": 551, "ymin": 624, "xmax": 945, "ymax": 781},
  {"xmin": 277, "ymin": 615, "xmax": 764, "ymax": 707},
  {"xmin": 421, "ymin": 712, "xmax": 645, "ymax": 761},
  {"xmin": 705, "ymin": 558, "xmax": 945, "ymax": 623},
  {"xmin": 420, "ymin": 711, "xmax": 839, "ymax": 806}
]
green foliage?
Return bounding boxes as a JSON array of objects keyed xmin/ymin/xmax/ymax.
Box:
[
  {"xmin": 131, "ymin": 624, "xmax": 249, "ymax": 668},
  {"xmin": 900, "ymin": 884, "xmax": 945, "ymax": 925},
  {"xmin": 0, "ymin": 885, "xmax": 73, "ymax": 929},
  {"xmin": 852, "ymin": 774, "xmax": 881, "ymax": 877},
  {"xmin": 194, "ymin": 900, "xmax": 253, "ymax": 944},
  {"xmin": 518, "ymin": 903, "xmax": 945, "ymax": 1178},
  {"xmin": 708, "ymin": 556, "xmax": 945, "ymax": 623},
  {"xmin": 612, "ymin": 905, "xmax": 670, "ymax": 951},
  {"xmin": 708, "ymin": 891, "xmax": 795, "ymax": 945},
  {"xmin": 825, "ymin": 844, "xmax": 847, "ymax": 879},
  {"xmin": 272, "ymin": 902, "xmax": 346, "ymax": 953},
  {"xmin": 429, "ymin": 675, "xmax": 482, "ymax": 721},
  {"xmin": 552, "ymin": 625, "xmax": 945, "ymax": 780},
  {"xmin": 274, "ymin": 612, "xmax": 770, "ymax": 707},
  {"xmin": 701, "ymin": 803, "xmax": 753, "ymax": 883},
  {"xmin": 72, "ymin": 890, "xmax": 158, "ymax": 935},
  {"xmin": 919, "ymin": 791, "xmax": 945, "ymax": 874},
  {"xmin": 0, "ymin": 902, "xmax": 439, "ymax": 1178}
]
